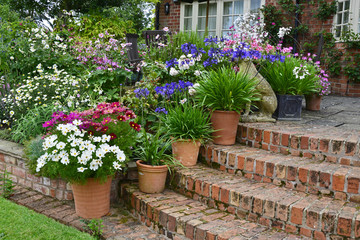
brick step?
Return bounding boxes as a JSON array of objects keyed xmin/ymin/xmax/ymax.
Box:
[
  {"xmin": 170, "ymin": 164, "xmax": 360, "ymax": 239},
  {"xmin": 237, "ymin": 123, "xmax": 360, "ymax": 167},
  {"xmin": 201, "ymin": 143, "xmax": 360, "ymax": 203},
  {"xmin": 121, "ymin": 183, "xmax": 310, "ymax": 240}
]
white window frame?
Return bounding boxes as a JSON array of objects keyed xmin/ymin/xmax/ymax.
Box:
[
  {"xmin": 180, "ymin": 0, "xmax": 265, "ymax": 37},
  {"xmin": 333, "ymin": 0, "xmax": 360, "ymax": 38}
]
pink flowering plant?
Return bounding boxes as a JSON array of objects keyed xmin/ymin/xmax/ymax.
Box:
[
  {"xmin": 70, "ymin": 33, "xmax": 134, "ymax": 100},
  {"xmin": 31, "ymin": 102, "xmax": 140, "ymax": 183}
]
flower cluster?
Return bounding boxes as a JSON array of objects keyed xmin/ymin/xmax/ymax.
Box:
[
  {"xmin": 134, "ymin": 88, "xmax": 150, "ymax": 99},
  {"xmin": 43, "ymin": 102, "xmax": 141, "ymax": 133},
  {"xmin": 71, "ymin": 34, "xmax": 132, "ymax": 72},
  {"xmin": 0, "ymin": 64, "xmax": 90, "ymax": 126},
  {"xmin": 233, "ymin": 13, "xmax": 268, "ymax": 43},
  {"xmin": 155, "ymin": 81, "xmax": 193, "ymax": 99}
]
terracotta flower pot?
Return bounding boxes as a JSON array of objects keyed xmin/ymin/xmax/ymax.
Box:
[
  {"xmin": 172, "ymin": 139, "xmax": 201, "ymax": 167},
  {"xmin": 136, "ymin": 160, "xmax": 168, "ymax": 193},
  {"xmin": 71, "ymin": 177, "xmax": 112, "ymax": 219},
  {"xmin": 210, "ymin": 110, "xmax": 240, "ymax": 145},
  {"xmin": 305, "ymin": 94, "xmax": 322, "ymax": 111}
]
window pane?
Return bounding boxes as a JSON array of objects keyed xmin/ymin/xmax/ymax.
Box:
[
  {"xmin": 337, "ymin": 13, "xmax": 342, "ymax": 24},
  {"xmin": 198, "ymin": 17, "xmax": 206, "ymax": 30},
  {"xmin": 208, "ymin": 31, "xmax": 216, "ymax": 37},
  {"xmin": 208, "ymin": 17, "xmax": 217, "ymax": 30},
  {"xmin": 209, "ymin": 3, "xmax": 217, "ymax": 15},
  {"xmin": 223, "ymin": 16, "xmax": 232, "ymax": 30},
  {"xmin": 344, "ymin": 0, "xmax": 350, "ymax": 10},
  {"xmin": 184, "ymin": 5, "xmax": 192, "ymax": 17},
  {"xmin": 344, "ymin": 11, "xmax": 349, "ymax": 23},
  {"xmin": 338, "ymin": 2, "xmax": 343, "ymax": 11},
  {"xmin": 199, "ymin": 4, "xmax": 206, "ymax": 16},
  {"xmin": 251, "ymin": 0, "xmax": 261, "ymax": 11},
  {"xmin": 343, "ymin": 24, "xmax": 348, "ymax": 33},
  {"xmin": 224, "ymin": 2, "xmax": 232, "ymax": 15},
  {"xmin": 336, "ymin": 26, "xmax": 341, "ymax": 37},
  {"xmin": 234, "ymin": 0, "xmax": 244, "ymax": 15},
  {"xmin": 184, "ymin": 18, "xmax": 192, "ymax": 30}
]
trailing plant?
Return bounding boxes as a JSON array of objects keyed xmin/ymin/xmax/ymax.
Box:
[
  {"xmin": 23, "ymin": 136, "xmax": 46, "ymax": 175},
  {"xmin": 344, "ymin": 53, "xmax": 360, "ymax": 83},
  {"xmin": 312, "ymin": 0, "xmax": 337, "ymax": 21},
  {"xmin": 160, "ymin": 103, "xmax": 213, "ymax": 142},
  {"xmin": 0, "ymin": 170, "xmax": 15, "ymax": 198},
  {"xmin": 195, "ymin": 66, "xmax": 259, "ymax": 113},
  {"xmin": 81, "ymin": 219, "xmax": 104, "ymax": 239}
]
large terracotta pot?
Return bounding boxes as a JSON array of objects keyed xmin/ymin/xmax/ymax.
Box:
[
  {"xmin": 71, "ymin": 177, "xmax": 112, "ymax": 219},
  {"xmin": 305, "ymin": 94, "xmax": 322, "ymax": 111},
  {"xmin": 136, "ymin": 160, "xmax": 168, "ymax": 193},
  {"xmin": 210, "ymin": 110, "xmax": 241, "ymax": 145},
  {"xmin": 172, "ymin": 139, "xmax": 201, "ymax": 167}
]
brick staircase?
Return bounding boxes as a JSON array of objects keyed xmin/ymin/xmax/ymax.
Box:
[{"xmin": 121, "ymin": 122, "xmax": 360, "ymax": 240}]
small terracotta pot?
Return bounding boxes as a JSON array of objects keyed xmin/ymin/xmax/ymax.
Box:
[
  {"xmin": 136, "ymin": 160, "xmax": 168, "ymax": 193},
  {"xmin": 172, "ymin": 139, "xmax": 201, "ymax": 167},
  {"xmin": 71, "ymin": 177, "xmax": 112, "ymax": 219},
  {"xmin": 210, "ymin": 110, "xmax": 240, "ymax": 145},
  {"xmin": 305, "ymin": 94, "xmax": 322, "ymax": 111}
]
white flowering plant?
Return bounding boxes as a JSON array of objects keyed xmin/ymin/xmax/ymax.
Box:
[
  {"xmin": 0, "ymin": 64, "xmax": 91, "ymax": 128},
  {"xmin": 34, "ymin": 121, "xmax": 127, "ymax": 183},
  {"xmin": 31, "ymin": 102, "xmax": 140, "ymax": 184}
]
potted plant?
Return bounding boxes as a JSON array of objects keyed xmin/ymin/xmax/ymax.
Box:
[
  {"xmin": 195, "ymin": 66, "xmax": 259, "ymax": 145},
  {"xmin": 305, "ymin": 66, "xmax": 331, "ymax": 111},
  {"xmin": 260, "ymin": 56, "xmax": 318, "ymax": 120},
  {"xmin": 29, "ymin": 102, "xmax": 139, "ymax": 219},
  {"xmin": 160, "ymin": 103, "xmax": 213, "ymax": 167},
  {"xmin": 134, "ymin": 130, "xmax": 178, "ymax": 193}
]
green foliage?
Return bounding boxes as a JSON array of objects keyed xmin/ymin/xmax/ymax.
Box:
[
  {"xmin": 23, "ymin": 136, "xmax": 45, "ymax": 175},
  {"xmin": 195, "ymin": 66, "xmax": 259, "ymax": 113},
  {"xmin": 313, "ymin": 0, "xmax": 337, "ymax": 21},
  {"xmin": 160, "ymin": 103, "xmax": 213, "ymax": 142},
  {"xmin": 320, "ymin": 32, "xmax": 343, "ymax": 76},
  {"xmin": 10, "ymin": 105, "xmax": 56, "ymax": 143},
  {"xmin": 134, "ymin": 130, "xmax": 174, "ymax": 166},
  {"xmin": 344, "ymin": 54, "xmax": 360, "ymax": 82},
  {"xmin": 81, "ymin": 219, "xmax": 104, "ymax": 239},
  {"xmin": 0, "ymin": 170, "xmax": 15, "ymax": 198},
  {"xmin": 260, "ymin": 57, "xmax": 318, "ymax": 95},
  {"xmin": 54, "ymin": 11, "xmax": 135, "ymax": 41},
  {"xmin": 0, "ymin": 197, "xmax": 95, "ymax": 239},
  {"xmin": 0, "ymin": 130, "xmax": 12, "ymax": 141}
]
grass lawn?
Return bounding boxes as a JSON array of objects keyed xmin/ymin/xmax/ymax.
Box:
[{"xmin": 0, "ymin": 197, "xmax": 95, "ymax": 240}]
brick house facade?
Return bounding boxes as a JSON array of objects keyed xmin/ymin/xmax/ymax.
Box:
[{"xmin": 157, "ymin": 0, "xmax": 360, "ymax": 97}]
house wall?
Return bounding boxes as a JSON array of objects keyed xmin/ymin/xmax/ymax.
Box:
[
  {"xmin": 158, "ymin": 0, "xmax": 181, "ymax": 33},
  {"xmin": 158, "ymin": 0, "xmax": 360, "ymax": 97}
]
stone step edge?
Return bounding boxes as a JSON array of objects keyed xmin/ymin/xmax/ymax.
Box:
[
  {"xmin": 120, "ymin": 183, "xmax": 312, "ymax": 240},
  {"xmin": 200, "ymin": 143, "xmax": 360, "ymax": 203},
  {"xmin": 170, "ymin": 164, "xmax": 360, "ymax": 239},
  {"xmin": 236, "ymin": 123, "xmax": 360, "ymax": 167}
]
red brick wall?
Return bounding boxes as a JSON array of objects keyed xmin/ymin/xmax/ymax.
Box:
[
  {"xmin": 159, "ymin": 0, "xmax": 360, "ymax": 97},
  {"xmin": 159, "ymin": 0, "xmax": 180, "ymax": 33}
]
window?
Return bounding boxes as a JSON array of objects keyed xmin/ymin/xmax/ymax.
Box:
[
  {"xmin": 333, "ymin": 0, "xmax": 360, "ymax": 38},
  {"xmin": 180, "ymin": 0, "xmax": 265, "ymax": 37}
]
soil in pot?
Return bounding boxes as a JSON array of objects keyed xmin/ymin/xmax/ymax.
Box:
[
  {"xmin": 71, "ymin": 177, "xmax": 112, "ymax": 219},
  {"xmin": 136, "ymin": 160, "xmax": 168, "ymax": 193},
  {"xmin": 172, "ymin": 139, "xmax": 201, "ymax": 167},
  {"xmin": 211, "ymin": 110, "xmax": 240, "ymax": 145}
]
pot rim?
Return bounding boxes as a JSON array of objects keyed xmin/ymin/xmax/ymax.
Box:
[
  {"xmin": 136, "ymin": 160, "xmax": 168, "ymax": 169},
  {"xmin": 211, "ymin": 110, "xmax": 240, "ymax": 114}
]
